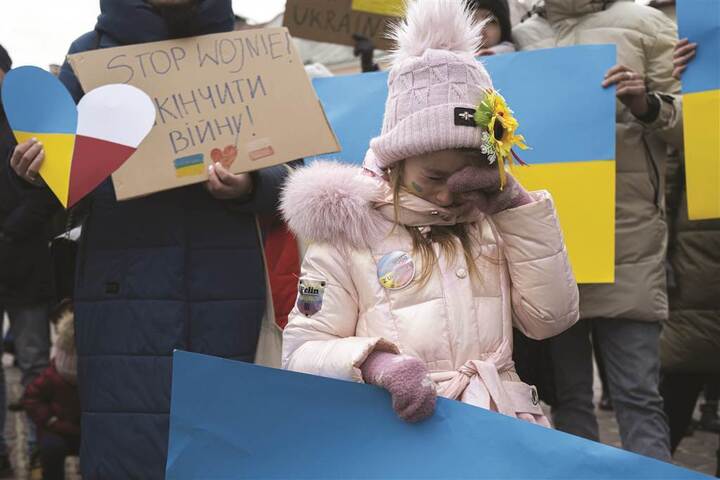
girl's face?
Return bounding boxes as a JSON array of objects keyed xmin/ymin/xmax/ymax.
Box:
[
  {"xmin": 473, "ymin": 8, "xmax": 502, "ymax": 48},
  {"xmin": 400, "ymin": 149, "xmax": 483, "ymax": 208}
]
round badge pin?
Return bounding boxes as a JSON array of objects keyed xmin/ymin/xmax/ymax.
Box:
[{"xmin": 377, "ymin": 251, "xmax": 415, "ymax": 290}]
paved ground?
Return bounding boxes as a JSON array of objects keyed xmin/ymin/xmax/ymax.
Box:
[
  {"xmin": 595, "ymin": 398, "xmax": 718, "ymax": 477},
  {"xmin": 0, "ymin": 355, "xmax": 716, "ymax": 478},
  {"xmin": 589, "ymin": 362, "xmax": 718, "ymax": 478}
]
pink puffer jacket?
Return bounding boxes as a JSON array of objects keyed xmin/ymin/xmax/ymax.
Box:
[{"xmin": 280, "ymin": 161, "xmax": 579, "ymax": 424}]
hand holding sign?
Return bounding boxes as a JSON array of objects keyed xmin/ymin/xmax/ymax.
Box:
[
  {"xmin": 602, "ymin": 64, "xmax": 649, "ymax": 118},
  {"xmin": 205, "ymin": 162, "xmax": 252, "ymax": 200},
  {"xmin": 360, "ymin": 351, "xmax": 437, "ymax": 423},
  {"xmin": 10, "ymin": 138, "xmax": 45, "ymax": 186},
  {"xmin": 673, "ymin": 38, "xmax": 698, "ymax": 79},
  {"xmin": 2, "ymin": 66, "xmax": 155, "ymax": 208}
]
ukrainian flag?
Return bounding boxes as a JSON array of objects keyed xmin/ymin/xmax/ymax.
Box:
[
  {"xmin": 313, "ymin": 45, "xmax": 617, "ymax": 283},
  {"xmin": 174, "ymin": 153, "xmax": 205, "ymax": 178},
  {"xmin": 677, "ymin": 0, "xmax": 720, "ymax": 220},
  {"xmin": 484, "ymin": 45, "xmax": 617, "ymax": 283}
]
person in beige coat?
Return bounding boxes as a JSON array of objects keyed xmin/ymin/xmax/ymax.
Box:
[
  {"xmin": 280, "ymin": 0, "xmax": 579, "ymax": 426},
  {"xmin": 513, "ymin": 0, "xmax": 683, "ymax": 462}
]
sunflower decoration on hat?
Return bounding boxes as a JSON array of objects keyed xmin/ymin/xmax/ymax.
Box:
[{"xmin": 474, "ymin": 89, "xmax": 529, "ymax": 189}]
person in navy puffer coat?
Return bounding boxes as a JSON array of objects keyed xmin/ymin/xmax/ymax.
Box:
[{"xmin": 8, "ymin": 1, "xmax": 293, "ymax": 477}]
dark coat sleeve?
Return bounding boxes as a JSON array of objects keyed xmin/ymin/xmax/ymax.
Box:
[
  {"xmin": 0, "ymin": 181, "xmax": 59, "ymax": 240},
  {"xmin": 228, "ymin": 160, "xmax": 301, "ymax": 215}
]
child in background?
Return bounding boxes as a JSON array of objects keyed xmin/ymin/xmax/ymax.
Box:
[
  {"xmin": 466, "ymin": 0, "xmax": 516, "ymax": 55},
  {"xmin": 281, "ymin": 0, "xmax": 578, "ymax": 424},
  {"xmin": 22, "ymin": 307, "xmax": 79, "ymax": 480}
]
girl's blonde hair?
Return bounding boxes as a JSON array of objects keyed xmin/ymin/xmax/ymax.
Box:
[{"xmin": 388, "ymin": 160, "xmax": 481, "ymax": 286}]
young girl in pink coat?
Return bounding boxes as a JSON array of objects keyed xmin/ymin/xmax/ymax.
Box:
[{"xmin": 280, "ymin": 0, "xmax": 579, "ymax": 425}]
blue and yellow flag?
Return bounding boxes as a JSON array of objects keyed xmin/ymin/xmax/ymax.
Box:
[
  {"xmin": 166, "ymin": 351, "xmax": 707, "ymax": 479},
  {"xmin": 312, "ymin": 45, "xmax": 617, "ymax": 283},
  {"xmin": 677, "ymin": 0, "xmax": 720, "ymax": 220}
]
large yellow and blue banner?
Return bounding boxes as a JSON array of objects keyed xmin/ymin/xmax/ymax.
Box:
[
  {"xmin": 312, "ymin": 45, "xmax": 617, "ymax": 283},
  {"xmin": 165, "ymin": 351, "xmax": 707, "ymax": 479},
  {"xmin": 677, "ymin": 0, "xmax": 720, "ymax": 220}
]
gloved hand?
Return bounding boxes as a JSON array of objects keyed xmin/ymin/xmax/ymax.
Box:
[
  {"xmin": 360, "ymin": 351, "xmax": 436, "ymax": 423},
  {"xmin": 448, "ymin": 165, "xmax": 533, "ymax": 215}
]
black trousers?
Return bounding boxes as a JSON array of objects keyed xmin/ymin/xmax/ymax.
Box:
[
  {"xmin": 40, "ymin": 433, "xmax": 80, "ymax": 480},
  {"xmin": 660, "ymin": 372, "xmax": 707, "ymax": 453}
]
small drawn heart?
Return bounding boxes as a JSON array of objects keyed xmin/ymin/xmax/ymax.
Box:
[
  {"xmin": 210, "ymin": 145, "xmax": 238, "ymax": 169},
  {"xmin": 1, "ymin": 66, "xmax": 155, "ymax": 208}
]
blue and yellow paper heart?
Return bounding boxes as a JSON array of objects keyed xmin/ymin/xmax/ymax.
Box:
[
  {"xmin": 312, "ymin": 45, "xmax": 617, "ymax": 283},
  {"xmin": 677, "ymin": 0, "xmax": 720, "ymax": 220}
]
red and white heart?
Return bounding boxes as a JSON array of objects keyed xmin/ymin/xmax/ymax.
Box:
[
  {"xmin": 210, "ymin": 145, "xmax": 238, "ymax": 169},
  {"xmin": 69, "ymin": 84, "xmax": 155, "ymax": 206}
]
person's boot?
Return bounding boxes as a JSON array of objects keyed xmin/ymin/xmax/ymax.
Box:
[
  {"xmin": 0, "ymin": 454, "xmax": 14, "ymax": 479},
  {"xmin": 698, "ymin": 403, "xmax": 720, "ymax": 433},
  {"xmin": 29, "ymin": 444, "xmax": 42, "ymax": 470}
]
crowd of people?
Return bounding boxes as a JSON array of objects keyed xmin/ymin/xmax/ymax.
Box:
[{"xmin": 0, "ymin": 0, "xmax": 718, "ymax": 479}]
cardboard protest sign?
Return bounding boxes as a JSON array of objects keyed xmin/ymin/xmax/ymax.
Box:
[
  {"xmin": 677, "ymin": 0, "xmax": 720, "ymax": 220},
  {"xmin": 166, "ymin": 350, "xmax": 707, "ymax": 479},
  {"xmin": 1, "ymin": 66, "xmax": 154, "ymax": 208},
  {"xmin": 283, "ymin": 0, "xmax": 401, "ymax": 50},
  {"xmin": 67, "ymin": 27, "xmax": 339, "ymax": 200},
  {"xmin": 312, "ymin": 45, "xmax": 617, "ymax": 284}
]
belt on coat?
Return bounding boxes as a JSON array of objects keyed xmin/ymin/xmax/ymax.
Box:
[{"xmin": 436, "ymin": 340, "xmax": 540, "ymax": 418}]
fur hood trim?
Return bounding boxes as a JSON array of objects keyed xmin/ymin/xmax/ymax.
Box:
[{"xmin": 280, "ymin": 162, "xmax": 390, "ymax": 249}]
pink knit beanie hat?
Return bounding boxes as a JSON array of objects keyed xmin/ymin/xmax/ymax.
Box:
[{"xmin": 366, "ymin": 0, "xmax": 494, "ymax": 170}]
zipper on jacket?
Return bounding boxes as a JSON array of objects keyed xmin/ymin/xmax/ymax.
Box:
[
  {"xmin": 435, "ymin": 241, "xmax": 461, "ymax": 367},
  {"xmin": 642, "ymin": 136, "xmax": 662, "ymax": 210}
]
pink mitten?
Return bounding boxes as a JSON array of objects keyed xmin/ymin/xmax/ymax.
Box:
[
  {"xmin": 360, "ymin": 351, "xmax": 436, "ymax": 423},
  {"xmin": 448, "ymin": 166, "xmax": 533, "ymax": 215}
]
